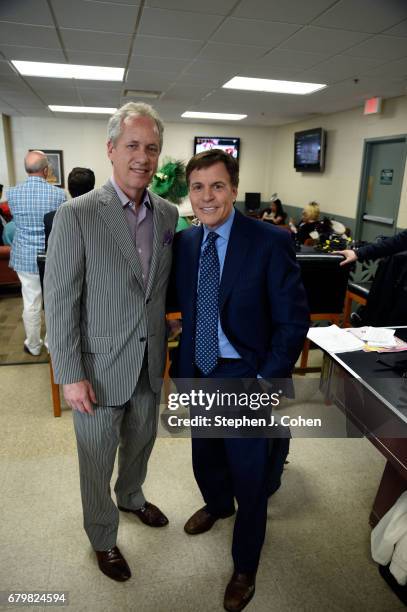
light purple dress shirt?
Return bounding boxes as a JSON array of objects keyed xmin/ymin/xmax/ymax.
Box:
[{"xmin": 110, "ymin": 177, "xmax": 153, "ymax": 286}]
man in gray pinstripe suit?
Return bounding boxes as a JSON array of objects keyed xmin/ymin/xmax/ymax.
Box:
[{"xmin": 44, "ymin": 102, "xmax": 178, "ymax": 581}]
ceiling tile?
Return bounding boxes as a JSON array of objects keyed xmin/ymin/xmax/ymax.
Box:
[
  {"xmin": 212, "ymin": 18, "xmax": 300, "ymax": 47},
  {"xmin": 24, "ymin": 77, "xmax": 81, "ymax": 91},
  {"xmin": 0, "ymin": 99, "xmax": 20, "ymax": 114},
  {"xmin": 234, "ymin": 0, "xmax": 338, "ymax": 24},
  {"xmin": 363, "ymin": 57, "xmax": 407, "ymax": 79},
  {"xmin": 235, "ymin": 65, "xmax": 301, "ymax": 80},
  {"xmin": 84, "ymin": 0, "xmax": 139, "ymax": 3},
  {"xmin": 0, "ymin": 22, "xmax": 61, "ymax": 48},
  {"xmin": 0, "ymin": 0, "xmax": 54, "ymax": 27},
  {"xmin": 384, "ymin": 19, "xmax": 407, "ymax": 37},
  {"xmin": 280, "ymin": 26, "xmax": 371, "ymax": 54},
  {"xmin": 258, "ymin": 48, "xmax": 330, "ymax": 70},
  {"xmin": 197, "ymin": 42, "xmax": 269, "ymax": 63},
  {"xmin": 51, "ymin": 0, "xmax": 139, "ymax": 34},
  {"xmin": 184, "ymin": 60, "xmax": 240, "ymax": 80},
  {"xmin": 39, "ymin": 91, "xmax": 83, "ymax": 105},
  {"xmin": 343, "ymin": 35, "xmax": 407, "ymax": 60},
  {"xmin": 60, "ymin": 29, "xmax": 132, "ymax": 53},
  {"xmin": 132, "ymin": 35, "xmax": 202, "ymax": 59},
  {"xmin": 66, "ymin": 50, "xmax": 127, "ymax": 67},
  {"xmin": 125, "ymin": 68, "xmax": 177, "ymax": 90},
  {"xmin": 162, "ymin": 84, "xmax": 210, "ymax": 102},
  {"xmin": 76, "ymin": 87, "xmax": 121, "ymax": 106},
  {"xmin": 0, "ymin": 76, "xmax": 34, "ymax": 92},
  {"xmin": 175, "ymin": 71, "xmax": 228, "ymax": 87},
  {"xmin": 129, "ymin": 55, "xmax": 190, "ymax": 73},
  {"xmin": 144, "ymin": 0, "xmax": 236, "ymax": 14},
  {"xmin": 297, "ymin": 55, "xmax": 389, "ymax": 84},
  {"xmin": 0, "ymin": 44, "xmax": 66, "ymax": 63},
  {"xmin": 0, "ymin": 61, "xmax": 19, "ymax": 77},
  {"xmin": 314, "ymin": 0, "xmax": 407, "ymax": 34},
  {"xmin": 139, "ymin": 7, "xmax": 223, "ymax": 39},
  {"xmin": 67, "ymin": 79, "xmax": 122, "ymax": 90}
]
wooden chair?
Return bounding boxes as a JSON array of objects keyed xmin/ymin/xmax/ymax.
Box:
[
  {"xmin": 163, "ymin": 312, "xmax": 182, "ymax": 402},
  {"xmin": 343, "ymin": 281, "xmax": 372, "ymax": 327}
]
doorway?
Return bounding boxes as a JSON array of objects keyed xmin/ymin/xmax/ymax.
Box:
[{"xmin": 355, "ymin": 136, "xmax": 407, "ymax": 243}]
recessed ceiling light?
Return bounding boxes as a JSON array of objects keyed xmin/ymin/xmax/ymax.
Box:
[
  {"xmin": 182, "ymin": 111, "xmax": 246, "ymax": 121},
  {"xmin": 12, "ymin": 60, "xmax": 124, "ymax": 81},
  {"xmin": 223, "ymin": 76, "xmax": 327, "ymax": 95},
  {"xmin": 49, "ymin": 106, "xmax": 117, "ymax": 114}
]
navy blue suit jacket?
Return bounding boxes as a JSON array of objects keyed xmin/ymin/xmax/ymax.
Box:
[{"xmin": 169, "ymin": 209, "xmax": 309, "ymax": 379}]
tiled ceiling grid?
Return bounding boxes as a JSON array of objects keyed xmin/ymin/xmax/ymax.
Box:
[{"xmin": 0, "ymin": 0, "xmax": 406, "ymax": 125}]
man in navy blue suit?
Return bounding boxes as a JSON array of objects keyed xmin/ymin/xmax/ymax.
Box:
[{"xmin": 170, "ymin": 150, "xmax": 309, "ymax": 611}]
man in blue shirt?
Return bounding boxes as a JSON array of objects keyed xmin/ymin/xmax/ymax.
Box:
[
  {"xmin": 170, "ymin": 149, "xmax": 309, "ymax": 611},
  {"xmin": 8, "ymin": 150, "xmax": 66, "ymax": 355}
]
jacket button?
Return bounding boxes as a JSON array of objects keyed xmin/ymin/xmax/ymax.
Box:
[{"xmin": 140, "ymin": 337, "xmax": 146, "ymax": 342}]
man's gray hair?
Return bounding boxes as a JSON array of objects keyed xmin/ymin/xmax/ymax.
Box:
[
  {"xmin": 24, "ymin": 150, "xmax": 48, "ymax": 174},
  {"xmin": 107, "ymin": 102, "xmax": 164, "ymax": 150}
]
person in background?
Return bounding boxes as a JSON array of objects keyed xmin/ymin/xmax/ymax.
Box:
[
  {"xmin": 0, "ymin": 184, "xmax": 13, "ymax": 245},
  {"xmin": 44, "ymin": 102, "xmax": 178, "ymax": 583},
  {"xmin": 261, "ymin": 198, "xmax": 287, "ymax": 225},
  {"xmin": 44, "ymin": 167, "xmax": 95, "ymax": 250},
  {"xmin": 7, "ymin": 150, "xmax": 66, "ymax": 355},
  {"xmin": 296, "ymin": 201, "xmax": 320, "ymax": 244},
  {"xmin": 335, "ymin": 228, "xmax": 407, "ymax": 266}
]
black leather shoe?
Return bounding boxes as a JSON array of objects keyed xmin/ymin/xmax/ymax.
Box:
[
  {"xmin": 184, "ymin": 506, "xmax": 235, "ymax": 535},
  {"xmin": 224, "ymin": 571, "xmax": 256, "ymax": 612},
  {"xmin": 95, "ymin": 546, "xmax": 131, "ymax": 582},
  {"xmin": 118, "ymin": 502, "xmax": 169, "ymax": 527}
]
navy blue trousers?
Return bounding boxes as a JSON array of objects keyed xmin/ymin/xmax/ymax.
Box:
[{"xmin": 192, "ymin": 360, "xmax": 269, "ymax": 573}]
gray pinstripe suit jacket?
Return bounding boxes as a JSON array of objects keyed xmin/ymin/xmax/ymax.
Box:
[{"xmin": 44, "ymin": 181, "xmax": 178, "ymax": 405}]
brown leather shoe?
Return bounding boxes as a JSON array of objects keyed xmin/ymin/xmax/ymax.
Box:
[
  {"xmin": 184, "ymin": 506, "xmax": 235, "ymax": 535},
  {"xmin": 95, "ymin": 546, "xmax": 131, "ymax": 582},
  {"xmin": 118, "ymin": 502, "xmax": 169, "ymax": 527},
  {"xmin": 224, "ymin": 571, "xmax": 256, "ymax": 612}
]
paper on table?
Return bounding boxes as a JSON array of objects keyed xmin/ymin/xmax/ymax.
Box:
[
  {"xmin": 307, "ymin": 325, "xmax": 365, "ymax": 353},
  {"xmin": 348, "ymin": 326, "xmax": 397, "ymax": 347}
]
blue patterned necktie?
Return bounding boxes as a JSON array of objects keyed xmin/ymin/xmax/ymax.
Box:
[{"xmin": 195, "ymin": 231, "xmax": 220, "ymax": 375}]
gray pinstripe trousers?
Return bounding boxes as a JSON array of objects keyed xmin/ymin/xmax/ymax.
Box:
[{"xmin": 72, "ymin": 361, "xmax": 159, "ymax": 550}]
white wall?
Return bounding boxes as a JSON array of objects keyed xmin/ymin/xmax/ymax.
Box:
[
  {"xmin": 8, "ymin": 116, "xmax": 274, "ymax": 201},
  {"xmin": 6, "ymin": 96, "xmax": 407, "ymax": 226},
  {"xmin": 266, "ymin": 96, "xmax": 407, "ymax": 226}
]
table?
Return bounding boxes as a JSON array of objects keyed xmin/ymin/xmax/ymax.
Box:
[{"xmin": 320, "ymin": 330, "xmax": 407, "ymax": 526}]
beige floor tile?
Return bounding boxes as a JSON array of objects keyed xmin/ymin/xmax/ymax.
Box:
[{"xmin": 0, "ymin": 363, "xmax": 403, "ymax": 611}]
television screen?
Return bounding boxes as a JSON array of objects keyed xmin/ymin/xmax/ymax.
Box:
[
  {"xmin": 194, "ymin": 136, "xmax": 240, "ymax": 159},
  {"xmin": 294, "ymin": 128, "xmax": 326, "ymax": 172}
]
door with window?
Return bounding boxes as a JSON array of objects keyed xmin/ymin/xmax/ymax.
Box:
[{"xmin": 357, "ymin": 137, "xmax": 407, "ymax": 243}]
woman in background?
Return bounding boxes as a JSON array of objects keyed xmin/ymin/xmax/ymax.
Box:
[
  {"xmin": 261, "ymin": 198, "xmax": 287, "ymax": 225},
  {"xmin": 296, "ymin": 201, "xmax": 320, "ymax": 244}
]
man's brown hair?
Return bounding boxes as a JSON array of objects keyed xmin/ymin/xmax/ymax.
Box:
[{"xmin": 186, "ymin": 149, "xmax": 239, "ymax": 188}]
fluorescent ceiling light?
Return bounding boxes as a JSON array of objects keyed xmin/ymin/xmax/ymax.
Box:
[
  {"xmin": 223, "ymin": 76, "xmax": 327, "ymax": 95},
  {"xmin": 182, "ymin": 111, "xmax": 246, "ymax": 121},
  {"xmin": 49, "ymin": 105, "xmax": 117, "ymax": 114},
  {"xmin": 12, "ymin": 60, "xmax": 124, "ymax": 81}
]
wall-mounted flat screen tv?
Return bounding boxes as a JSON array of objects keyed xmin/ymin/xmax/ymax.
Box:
[
  {"xmin": 194, "ymin": 136, "xmax": 240, "ymax": 160},
  {"xmin": 294, "ymin": 127, "xmax": 326, "ymax": 172}
]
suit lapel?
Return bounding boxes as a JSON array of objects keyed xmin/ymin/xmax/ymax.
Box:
[
  {"xmin": 185, "ymin": 225, "xmax": 204, "ymax": 310},
  {"xmin": 219, "ymin": 210, "xmax": 251, "ymax": 311},
  {"xmin": 145, "ymin": 191, "xmax": 165, "ymax": 299},
  {"xmin": 98, "ymin": 181, "xmax": 145, "ymax": 290}
]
